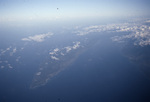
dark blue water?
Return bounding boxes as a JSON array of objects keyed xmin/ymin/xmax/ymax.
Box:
[{"xmin": 0, "ymin": 27, "xmax": 150, "ymax": 102}]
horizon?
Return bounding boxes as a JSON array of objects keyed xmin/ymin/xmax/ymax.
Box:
[{"xmin": 0, "ymin": 0, "xmax": 150, "ymax": 26}]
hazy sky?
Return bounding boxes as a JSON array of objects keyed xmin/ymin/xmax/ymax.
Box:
[{"xmin": 0, "ymin": 0, "xmax": 150, "ymax": 23}]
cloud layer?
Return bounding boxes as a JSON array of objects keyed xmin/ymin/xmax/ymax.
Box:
[
  {"xmin": 75, "ymin": 19, "xmax": 150, "ymax": 46},
  {"xmin": 22, "ymin": 32, "xmax": 53, "ymax": 42},
  {"xmin": 111, "ymin": 23, "xmax": 150, "ymax": 46}
]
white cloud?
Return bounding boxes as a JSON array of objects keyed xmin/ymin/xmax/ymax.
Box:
[
  {"xmin": 49, "ymin": 48, "xmax": 59, "ymax": 55},
  {"xmin": 54, "ymin": 48, "xmax": 59, "ymax": 52},
  {"xmin": 1, "ymin": 66, "xmax": 4, "ymax": 69},
  {"xmin": 65, "ymin": 46, "xmax": 72, "ymax": 53},
  {"xmin": 72, "ymin": 42, "xmax": 80, "ymax": 49},
  {"xmin": 16, "ymin": 56, "xmax": 21, "ymax": 62},
  {"xmin": 8, "ymin": 64, "xmax": 13, "ymax": 69},
  {"xmin": 10, "ymin": 47, "xmax": 17, "ymax": 56},
  {"xmin": 21, "ymin": 47, "xmax": 24, "ymax": 50},
  {"xmin": 22, "ymin": 32, "xmax": 53, "ymax": 42},
  {"xmin": 6, "ymin": 46, "xmax": 11, "ymax": 51},
  {"xmin": 49, "ymin": 42, "xmax": 81, "ymax": 61},
  {"xmin": 75, "ymin": 24, "xmax": 126, "ymax": 36},
  {"xmin": 112, "ymin": 22, "xmax": 150, "ymax": 46},
  {"xmin": 36, "ymin": 72, "xmax": 41, "ymax": 75},
  {"xmin": 64, "ymin": 42, "xmax": 81, "ymax": 53},
  {"xmin": 0, "ymin": 46, "xmax": 11, "ymax": 55},
  {"xmin": 75, "ymin": 19, "xmax": 150, "ymax": 46},
  {"xmin": 1, "ymin": 50, "xmax": 6, "ymax": 54},
  {"xmin": 48, "ymin": 42, "xmax": 81, "ymax": 61},
  {"xmin": 49, "ymin": 52, "xmax": 55, "ymax": 55},
  {"xmin": 4, "ymin": 61, "xmax": 8, "ymax": 63},
  {"xmin": 61, "ymin": 52, "xmax": 65, "ymax": 56},
  {"xmin": 51, "ymin": 56, "xmax": 59, "ymax": 60},
  {"xmin": 13, "ymin": 48, "xmax": 17, "ymax": 53}
]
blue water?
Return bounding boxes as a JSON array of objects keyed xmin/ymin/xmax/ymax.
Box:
[{"xmin": 0, "ymin": 26, "xmax": 150, "ymax": 102}]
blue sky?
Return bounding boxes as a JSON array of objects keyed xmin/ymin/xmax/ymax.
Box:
[{"xmin": 0, "ymin": 0, "xmax": 150, "ymax": 23}]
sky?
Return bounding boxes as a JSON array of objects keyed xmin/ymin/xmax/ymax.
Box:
[{"xmin": 0, "ymin": 0, "xmax": 150, "ymax": 24}]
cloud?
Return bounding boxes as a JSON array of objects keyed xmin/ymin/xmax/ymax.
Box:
[
  {"xmin": 60, "ymin": 52, "xmax": 65, "ymax": 56},
  {"xmin": 4, "ymin": 61, "xmax": 8, "ymax": 63},
  {"xmin": 0, "ymin": 60, "xmax": 14, "ymax": 69},
  {"xmin": 72, "ymin": 42, "xmax": 80, "ymax": 49},
  {"xmin": 13, "ymin": 48, "xmax": 17, "ymax": 53},
  {"xmin": 75, "ymin": 19, "xmax": 150, "ymax": 46},
  {"xmin": 10, "ymin": 47, "xmax": 17, "ymax": 56},
  {"xmin": 111, "ymin": 23, "xmax": 150, "ymax": 46},
  {"xmin": 1, "ymin": 66, "xmax": 4, "ymax": 69},
  {"xmin": 0, "ymin": 46, "xmax": 17, "ymax": 57},
  {"xmin": 6, "ymin": 47, "xmax": 11, "ymax": 51},
  {"xmin": 36, "ymin": 72, "xmax": 41, "ymax": 76},
  {"xmin": 65, "ymin": 41, "xmax": 81, "ymax": 52},
  {"xmin": 22, "ymin": 32, "xmax": 53, "ymax": 42},
  {"xmin": 65, "ymin": 46, "xmax": 72, "ymax": 53},
  {"xmin": 49, "ymin": 41, "xmax": 81, "ymax": 61},
  {"xmin": 16, "ymin": 56, "xmax": 21, "ymax": 62},
  {"xmin": 75, "ymin": 24, "xmax": 120, "ymax": 36},
  {"xmin": 49, "ymin": 48, "xmax": 60, "ymax": 55},
  {"xmin": 8, "ymin": 64, "xmax": 13, "ymax": 69},
  {"xmin": 54, "ymin": 48, "xmax": 59, "ymax": 52},
  {"xmin": 0, "ymin": 46, "xmax": 12, "ymax": 55},
  {"xmin": 49, "ymin": 42, "xmax": 81, "ymax": 56},
  {"xmin": 51, "ymin": 56, "xmax": 59, "ymax": 60}
]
